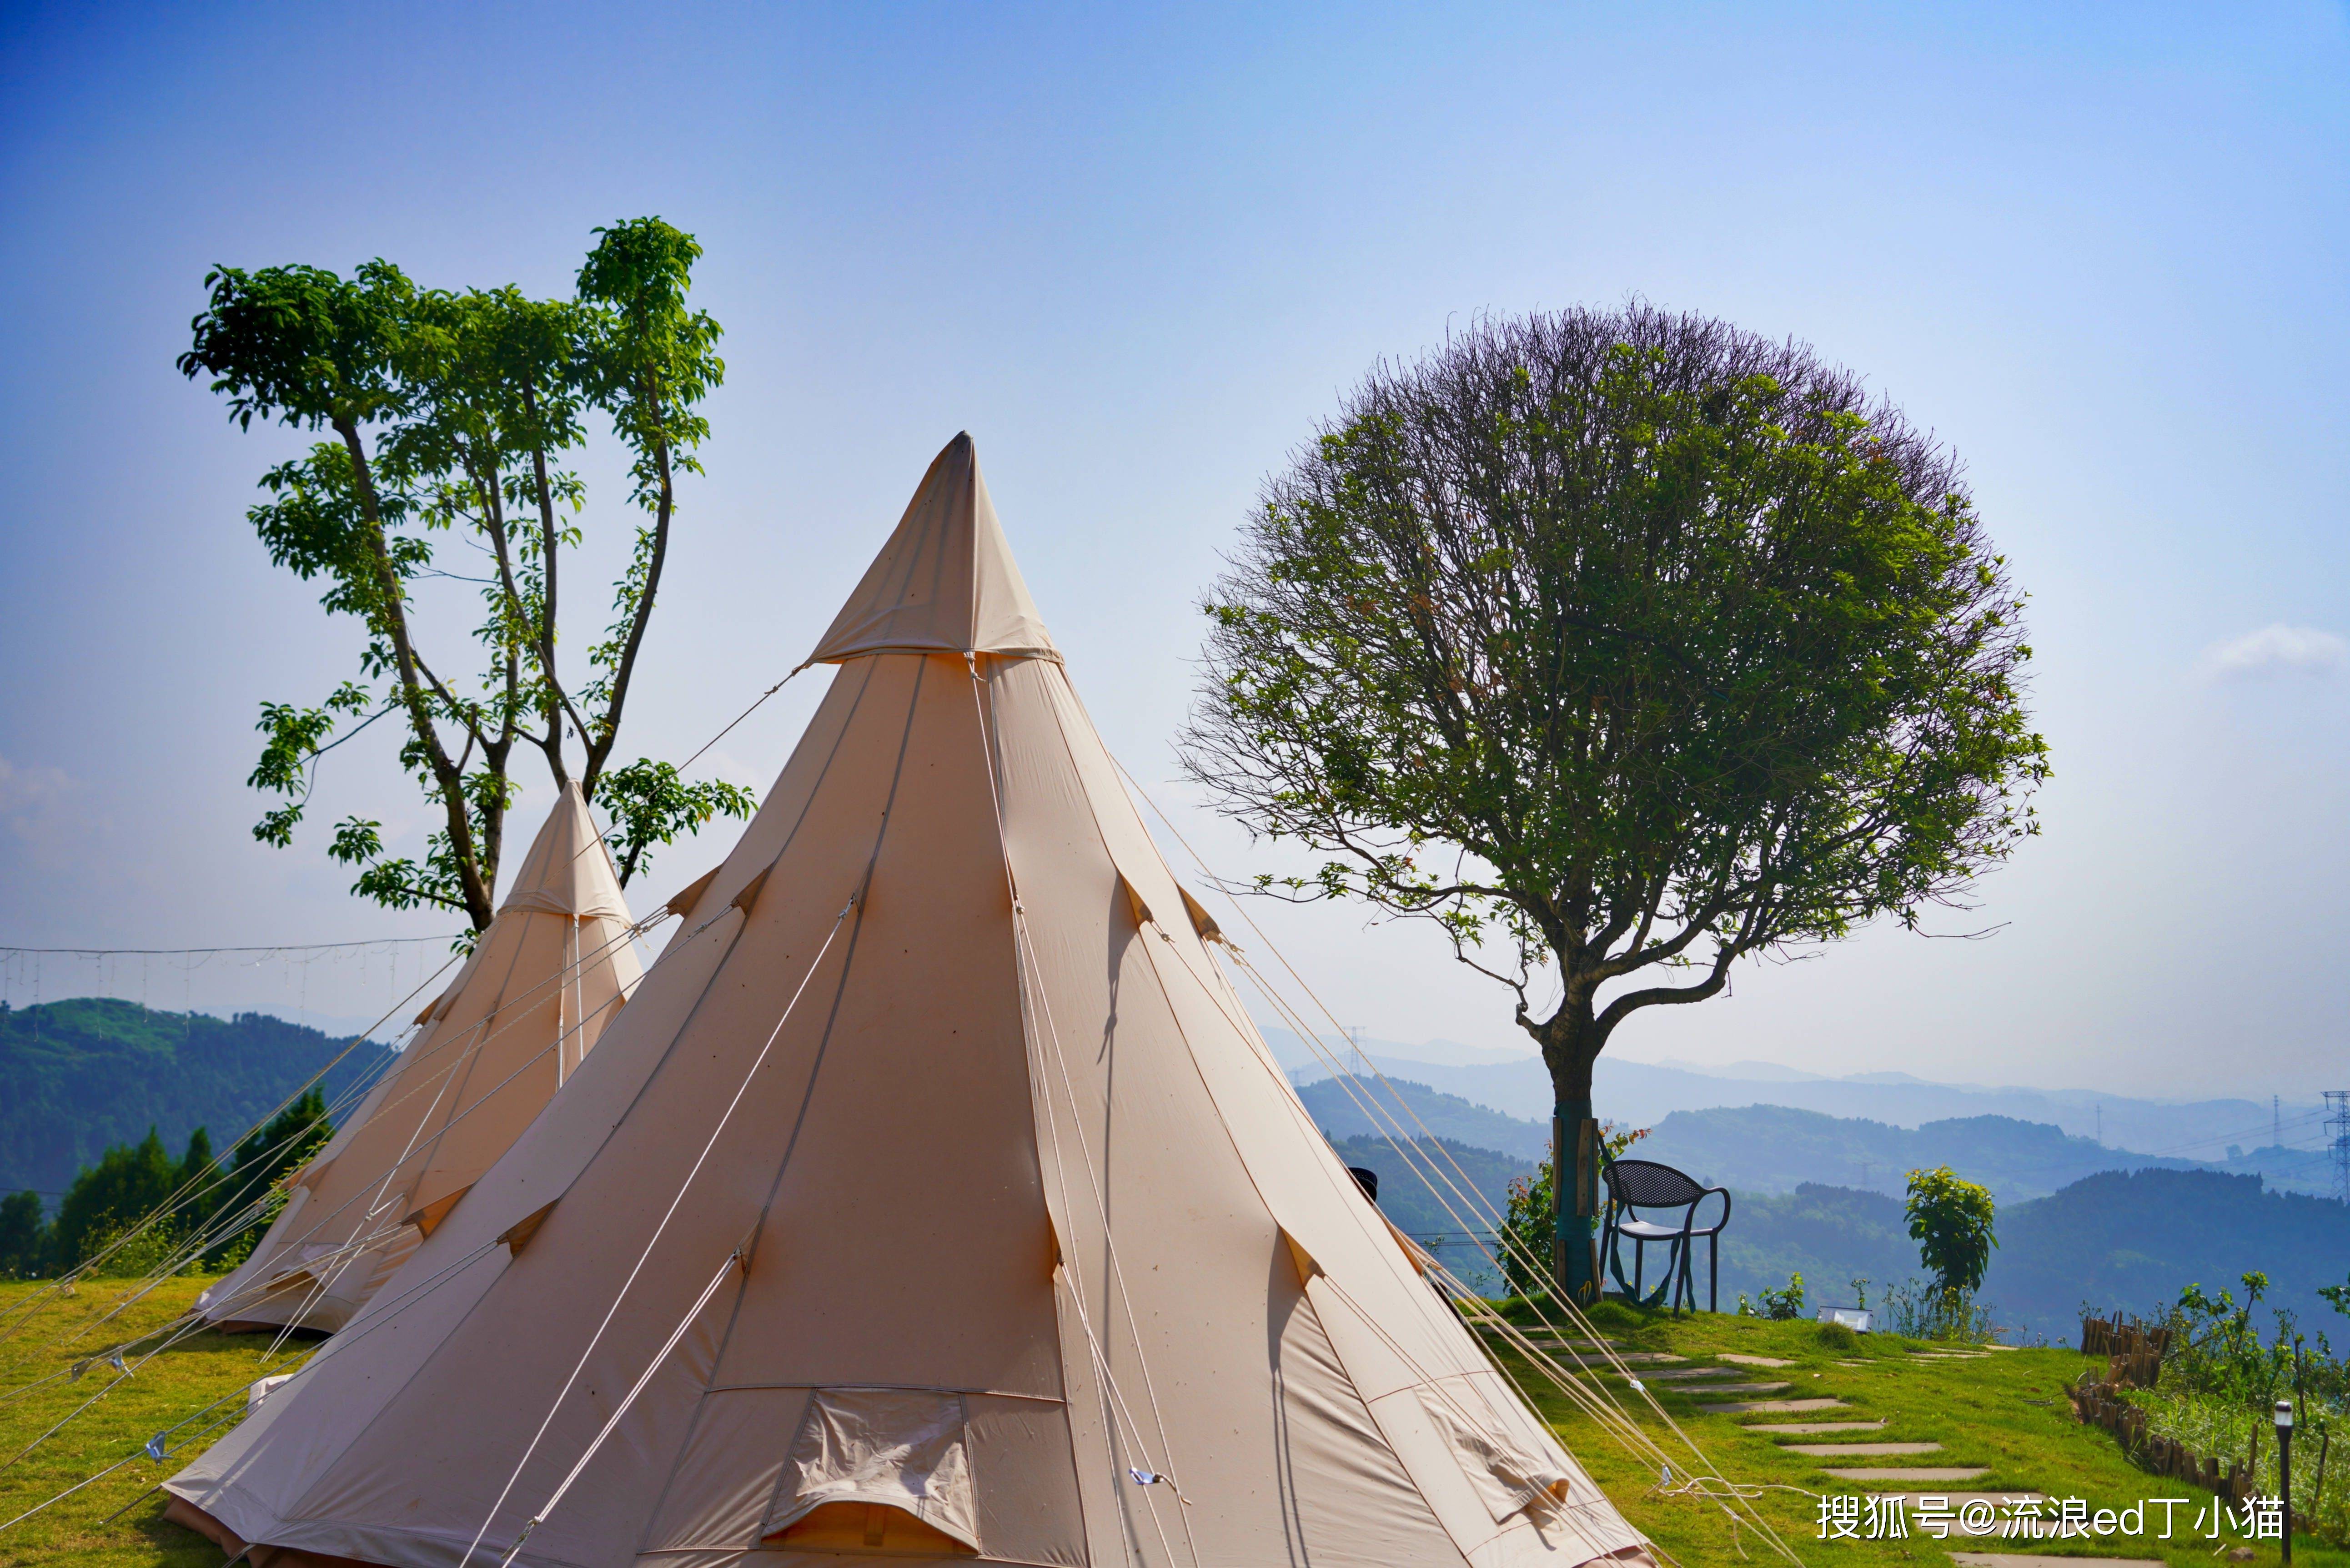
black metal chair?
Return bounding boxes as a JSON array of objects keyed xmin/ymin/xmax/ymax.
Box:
[{"xmin": 1600, "ymin": 1157, "xmax": 1732, "ymax": 1314}]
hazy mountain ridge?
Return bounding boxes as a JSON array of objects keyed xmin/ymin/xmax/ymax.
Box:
[
  {"xmin": 1263, "ymin": 1028, "xmax": 2333, "ymax": 1190},
  {"xmin": 1293, "ymin": 1075, "xmax": 1550, "ymax": 1160},
  {"xmin": 1714, "ymin": 1173, "xmax": 2350, "ymax": 1342},
  {"xmin": 1636, "ymin": 1104, "xmax": 2217, "ymax": 1206}
]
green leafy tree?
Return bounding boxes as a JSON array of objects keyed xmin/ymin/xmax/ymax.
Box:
[
  {"xmin": 179, "ymin": 219, "xmax": 751, "ymax": 934},
  {"xmin": 0, "ymin": 1191, "xmax": 47, "ymax": 1278},
  {"xmin": 1904, "ymin": 1164, "xmax": 1996, "ymax": 1295},
  {"xmin": 53, "ymin": 1128, "xmax": 205, "ymax": 1268},
  {"xmin": 1183, "ymin": 306, "xmax": 2048, "ymax": 1302},
  {"xmin": 205, "ymin": 1089, "xmax": 335, "ymax": 1264}
]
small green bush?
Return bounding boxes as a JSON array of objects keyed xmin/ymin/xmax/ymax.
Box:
[
  {"xmin": 1581, "ymin": 1300, "xmax": 1647, "ymax": 1334},
  {"xmin": 1753, "ymin": 1271, "xmax": 1805, "ymax": 1321},
  {"xmin": 1817, "ymin": 1320, "xmax": 1858, "ymax": 1351}
]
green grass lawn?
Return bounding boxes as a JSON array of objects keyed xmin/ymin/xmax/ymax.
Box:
[
  {"xmin": 2, "ymin": 1277, "xmax": 2345, "ymax": 1567},
  {"xmin": 0, "ymin": 1277, "xmax": 270, "ymax": 1566},
  {"xmin": 1517, "ymin": 1301, "xmax": 2350, "ymax": 1566}
]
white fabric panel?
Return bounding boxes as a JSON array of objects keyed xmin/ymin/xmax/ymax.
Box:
[{"xmin": 643, "ymin": 1388, "xmax": 809, "ymax": 1552}]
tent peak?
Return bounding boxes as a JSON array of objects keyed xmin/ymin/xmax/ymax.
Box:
[
  {"xmin": 803, "ymin": 434, "xmax": 1059, "ymax": 668},
  {"xmin": 498, "ymin": 781, "xmax": 628, "ymax": 922}
]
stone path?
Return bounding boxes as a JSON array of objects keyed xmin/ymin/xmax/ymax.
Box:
[
  {"xmin": 1820, "ymin": 1466, "xmax": 1988, "ymax": 1483},
  {"xmin": 1699, "ymin": 1396, "xmax": 1846, "ymax": 1414},
  {"xmin": 1623, "ymin": 1367, "xmax": 1743, "ymax": 1382},
  {"xmin": 1716, "ymin": 1353, "xmax": 1792, "ymax": 1367},
  {"xmin": 1781, "ymin": 1442, "xmax": 1942, "ymax": 1457},
  {"xmin": 1657, "ymin": 1380, "xmax": 1788, "ymax": 1396},
  {"xmin": 1948, "ymin": 1557, "xmax": 2163, "ymax": 1568},
  {"xmin": 1748, "ymin": 1420, "xmax": 1883, "ymax": 1436}
]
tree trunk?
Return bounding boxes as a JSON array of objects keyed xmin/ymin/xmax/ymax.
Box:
[
  {"xmin": 1536, "ymin": 998, "xmax": 1606, "ymax": 1307},
  {"xmin": 332, "ymin": 418, "xmax": 496, "ymax": 931}
]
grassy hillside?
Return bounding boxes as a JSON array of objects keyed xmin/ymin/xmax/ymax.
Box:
[
  {"xmin": 1517, "ymin": 1301, "xmax": 2346, "ymax": 1565},
  {"xmin": 0, "ymin": 1000, "xmax": 395, "ymax": 1199}
]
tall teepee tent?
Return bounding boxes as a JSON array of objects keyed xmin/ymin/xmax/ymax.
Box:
[
  {"xmin": 166, "ymin": 435, "xmax": 1654, "ymax": 1568},
  {"xmin": 195, "ymin": 782, "xmax": 643, "ymax": 1335}
]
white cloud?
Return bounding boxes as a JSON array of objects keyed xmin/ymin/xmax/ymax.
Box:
[{"xmin": 2200, "ymin": 624, "xmax": 2350, "ymax": 682}]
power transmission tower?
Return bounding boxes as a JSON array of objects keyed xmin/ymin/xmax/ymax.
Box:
[{"xmin": 2327, "ymin": 1091, "xmax": 2350, "ymax": 1204}]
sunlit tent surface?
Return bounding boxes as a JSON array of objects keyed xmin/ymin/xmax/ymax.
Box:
[
  {"xmin": 166, "ymin": 435, "xmax": 1653, "ymax": 1568},
  {"xmin": 194, "ymin": 783, "xmax": 642, "ymax": 1334}
]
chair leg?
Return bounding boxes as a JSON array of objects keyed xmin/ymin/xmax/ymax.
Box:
[
  {"xmin": 1708, "ymin": 1236, "xmax": 1718, "ymax": 1315},
  {"xmin": 1632, "ymin": 1239, "xmax": 1644, "ymax": 1301}
]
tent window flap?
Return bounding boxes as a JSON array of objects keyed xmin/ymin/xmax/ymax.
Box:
[
  {"xmin": 1414, "ymin": 1382, "xmax": 1572, "ymax": 1525},
  {"xmin": 764, "ymin": 1388, "xmax": 980, "ymax": 1553}
]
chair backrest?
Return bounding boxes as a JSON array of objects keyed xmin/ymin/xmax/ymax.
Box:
[{"xmin": 1602, "ymin": 1157, "xmax": 1707, "ymax": 1210}]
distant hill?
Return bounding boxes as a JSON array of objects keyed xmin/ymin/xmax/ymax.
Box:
[
  {"xmin": 1991, "ymin": 1168, "xmax": 2350, "ymax": 1338},
  {"xmin": 1274, "ymin": 1037, "xmax": 2330, "ymax": 1184},
  {"xmin": 1325, "ymin": 1134, "xmax": 1532, "ymax": 1295},
  {"xmin": 1712, "ymin": 1183, "xmax": 1919, "ymax": 1313},
  {"xmin": 1294, "ymin": 1075, "xmax": 1550, "ymax": 1160},
  {"xmin": 0, "ymin": 999, "xmax": 396, "ymax": 1198},
  {"xmin": 1633, "ymin": 1103, "xmax": 2213, "ymax": 1206},
  {"xmin": 1696, "ymin": 1171, "xmax": 2350, "ymax": 1342}
]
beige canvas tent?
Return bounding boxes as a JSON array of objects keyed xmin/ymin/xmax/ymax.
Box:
[
  {"xmin": 166, "ymin": 435, "xmax": 1653, "ymax": 1568},
  {"xmin": 194, "ymin": 783, "xmax": 643, "ymax": 1335}
]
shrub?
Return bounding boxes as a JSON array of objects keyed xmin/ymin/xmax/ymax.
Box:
[
  {"xmin": 1905, "ymin": 1166, "xmax": 1996, "ymax": 1295},
  {"xmin": 1818, "ymin": 1320, "xmax": 1858, "ymax": 1351},
  {"xmin": 1883, "ymin": 1278, "xmax": 1997, "ymax": 1342},
  {"xmin": 1741, "ymin": 1272, "xmax": 1805, "ymax": 1321},
  {"xmin": 77, "ymin": 1214, "xmax": 192, "ymax": 1279}
]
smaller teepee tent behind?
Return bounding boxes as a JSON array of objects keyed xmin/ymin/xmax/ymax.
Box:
[{"xmin": 196, "ymin": 783, "xmax": 643, "ymax": 1334}]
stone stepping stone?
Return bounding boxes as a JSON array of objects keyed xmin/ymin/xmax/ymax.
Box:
[
  {"xmin": 1751, "ymin": 1421, "xmax": 1886, "ymax": 1436},
  {"xmin": 1507, "ymin": 1336, "xmax": 1627, "ymax": 1352},
  {"xmin": 1657, "ymin": 1380, "xmax": 1788, "ymax": 1396},
  {"xmin": 1820, "ymin": 1467, "xmax": 1989, "ymax": 1483},
  {"xmin": 1948, "ymin": 1556, "xmax": 2160, "ymax": 1567},
  {"xmin": 1782, "ymin": 1442, "xmax": 1943, "ymax": 1457},
  {"xmin": 1622, "ymin": 1367, "xmax": 1742, "ymax": 1382},
  {"xmin": 1706, "ymin": 1397, "xmax": 1847, "ymax": 1414},
  {"xmin": 1716, "ymin": 1353, "xmax": 1792, "ymax": 1367}
]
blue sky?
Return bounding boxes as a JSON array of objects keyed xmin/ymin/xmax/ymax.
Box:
[{"xmin": 1, "ymin": 2, "xmax": 2345, "ymax": 1097}]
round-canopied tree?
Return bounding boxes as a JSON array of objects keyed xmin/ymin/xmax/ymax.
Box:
[{"xmin": 1182, "ymin": 306, "xmax": 2049, "ymax": 1304}]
